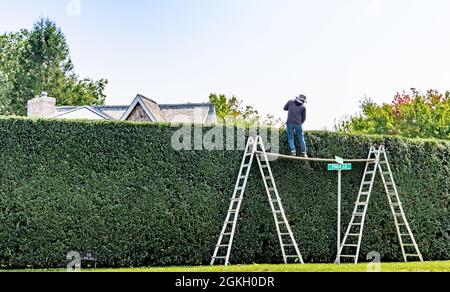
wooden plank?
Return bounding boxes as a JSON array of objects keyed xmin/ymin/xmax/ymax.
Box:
[{"xmin": 256, "ymin": 151, "xmax": 375, "ymax": 163}]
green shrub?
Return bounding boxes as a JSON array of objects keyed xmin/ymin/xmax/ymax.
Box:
[{"xmin": 0, "ymin": 117, "xmax": 449, "ymax": 268}]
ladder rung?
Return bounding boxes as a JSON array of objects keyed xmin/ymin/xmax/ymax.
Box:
[
  {"xmin": 242, "ymin": 164, "xmax": 251, "ymax": 168},
  {"xmin": 283, "ymin": 244, "xmax": 295, "ymax": 247},
  {"xmin": 231, "ymin": 198, "xmax": 241, "ymax": 202},
  {"xmin": 391, "ymin": 203, "xmax": 402, "ymax": 207},
  {"xmin": 221, "ymin": 232, "xmax": 232, "ymax": 236},
  {"xmin": 362, "ymin": 182, "xmax": 371, "ymax": 185},
  {"xmin": 350, "ymin": 223, "xmax": 362, "ymax": 226},
  {"xmin": 365, "ymin": 171, "xmax": 375, "ymax": 175},
  {"xmin": 405, "ymin": 254, "xmax": 421, "ymax": 257},
  {"xmin": 239, "ymin": 176, "xmax": 246, "ymax": 180},
  {"xmin": 224, "ymin": 221, "xmax": 234, "ymax": 224},
  {"xmin": 216, "ymin": 244, "xmax": 230, "ymax": 248},
  {"xmin": 339, "ymin": 255, "xmax": 356, "ymax": 258},
  {"xmin": 385, "ymin": 182, "xmax": 394, "ymax": 185},
  {"xmin": 274, "ymin": 210, "xmax": 282, "ymax": 214},
  {"xmin": 343, "ymin": 244, "xmax": 358, "ymax": 247},
  {"xmin": 280, "ymin": 233, "xmax": 290, "ymax": 236},
  {"xmin": 394, "ymin": 213, "xmax": 403, "ymax": 217},
  {"xmin": 264, "ymin": 176, "xmax": 272, "ymax": 180},
  {"xmin": 228, "ymin": 209, "xmax": 238, "ymax": 213},
  {"xmin": 348, "ymin": 233, "xmax": 360, "ymax": 236},
  {"xmin": 212, "ymin": 256, "xmax": 227, "ymax": 259},
  {"xmin": 379, "ymin": 161, "xmax": 388, "ymax": 164},
  {"xmin": 353, "ymin": 212, "xmax": 365, "ymax": 217},
  {"xmin": 402, "ymin": 244, "xmax": 416, "ymax": 247},
  {"xmin": 382, "ymin": 172, "xmax": 390, "ymax": 175},
  {"xmin": 285, "ymin": 255, "xmax": 300, "ymax": 258},
  {"xmin": 355, "ymin": 202, "xmax": 368, "ymax": 206},
  {"xmin": 360, "ymin": 192, "xmax": 370, "ymax": 196},
  {"xmin": 400, "ymin": 233, "xmax": 410, "ymax": 237}
]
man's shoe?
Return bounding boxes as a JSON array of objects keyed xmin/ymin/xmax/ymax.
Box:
[
  {"xmin": 302, "ymin": 153, "xmax": 309, "ymax": 158},
  {"xmin": 290, "ymin": 150, "xmax": 297, "ymax": 157}
]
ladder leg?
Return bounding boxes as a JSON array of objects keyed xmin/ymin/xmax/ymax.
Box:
[
  {"xmin": 211, "ymin": 137, "xmax": 257, "ymax": 266},
  {"xmin": 336, "ymin": 146, "xmax": 381, "ymax": 264},
  {"xmin": 255, "ymin": 136, "xmax": 304, "ymax": 264},
  {"xmin": 377, "ymin": 146, "xmax": 423, "ymax": 262}
]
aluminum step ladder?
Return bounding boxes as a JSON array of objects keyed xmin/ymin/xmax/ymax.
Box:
[
  {"xmin": 336, "ymin": 146, "xmax": 423, "ymax": 264},
  {"xmin": 211, "ymin": 136, "xmax": 304, "ymax": 266}
]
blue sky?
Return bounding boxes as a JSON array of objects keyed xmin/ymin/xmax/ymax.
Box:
[{"xmin": 1, "ymin": 0, "xmax": 450, "ymax": 129}]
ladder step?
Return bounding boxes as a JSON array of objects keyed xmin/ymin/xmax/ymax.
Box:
[
  {"xmin": 228, "ymin": 209, "xmax": 238, "ymax": 213},
  {"xmin": 400, "ymin": 233, "xmax": 411, "ymax": 237},
  {"xmin": 221, "ymin": 233, "xmax": 232, "ymax": 236},
  {"xmin": 285, "ymin": 255, "xmax": 300, "ymax": 258},
  {"xmin": 216, "ymin": 244, "xmax": 230, "ymax": 248},
  {"xmin": 405, "ymin": 254, "xmax": 421, "ymax": 257},
  {"xmin": 264, "ymin": 176, "xmax": 272, "ymax": 180},
  {"xmin": 353, "ymin": 212, "xmax": 365, "ymax": 217},
  {"xmin": 239, "ymin": 176, "xmax": 247, "ymax": 180},
  {"xmin": 343, "ymin": 244, "xmax": 358, "ymax": 247},
  {"xmin": 355, "ymin": 202, "xmax": 368, "ymax": 206},
  {"xmin": 391, "ymin": 203, "xmax": 402, "ymax": 207},
  {"xmin": 280, "ymin": 233, "xmax": 290, "ymax": 236},
  {"xmin": 212, "ymin": 256, "xmax": 227, "ymax": 259},
  {"xmin": 365, "ymin": 171, "xmax": 375, "ymax": 175},
  {"xmin": 348, "ymin": 233, "xmax": 360, "ymax": 237},
  {"xmin": 394, "ymin": 213, "xmax": 403, "ymax": 217},
  {"xmin": 350, "ymin": 223, "xmax": 362, "ymax": 226},
  {"xmin": 402, "ymin": 244, "xmax": 416, "ymax": 247},
  {"xmin": 339, "ymin": 255, "xmax": 357, "ymax": 258},
  {"xmin": 274, "ymin": 210, "xmax": 282, "ymax": 214},
  {"xmin": 360, "ymin": 192, "xmax": 370, "ymax": 196},
  {"xmin": 362, "ymin": 182, "xmax": 372, "ymax": 185},
  {"xmin": 283, "ymin": 244, "xmax": 295, "ymax": 247}
]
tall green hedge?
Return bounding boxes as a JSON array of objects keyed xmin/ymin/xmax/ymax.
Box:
[{"xmin": 0, "ymin": 117, "xmax": 449, "ymax": 268}]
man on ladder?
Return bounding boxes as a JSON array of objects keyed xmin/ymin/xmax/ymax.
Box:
[{"xmin": 284, "ymin": 94, "xmax": 308, "ymax": 158}]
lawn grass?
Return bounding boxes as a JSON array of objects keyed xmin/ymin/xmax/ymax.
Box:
[{"xmin": 3, "ymin": 261, "xmax": 450, "ymax": 272}]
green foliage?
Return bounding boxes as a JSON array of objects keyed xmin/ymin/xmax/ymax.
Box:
[
  {"xmin": 0, "ymin": 18, "xmax": 107, "ymax": 116},
  {"xmin": 0, "ymin": 117, "xmax": 449, "ymax": 269},
  {"xmin": 337, "ymin": 89, "xmax": 450, "ymax": 140},
  {"xmin": 209, "ymin": 93, "xmax": 283, "ymax": 127}
]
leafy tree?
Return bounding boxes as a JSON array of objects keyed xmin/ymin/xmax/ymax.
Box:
[
  {"xmin": 209, "ymin": 93, "xmax": 283, "ymax": 127},
  {"xmin": 336, "ymin": 89, "xmax": 450, "ymax": 140},
  {"xmin": 0, "ymin": 18, "xmax": 107, "ymax": 116}
]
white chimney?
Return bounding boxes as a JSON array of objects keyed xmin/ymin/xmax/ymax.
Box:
[{"xmin": 27, "ymin": 92, "xmax": 57, "ymax": 118}]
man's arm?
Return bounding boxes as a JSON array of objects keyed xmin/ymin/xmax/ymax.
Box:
[
  {"xmin": 284, "ymin": 100, "xmax": 291, "ymax": 111},
  {"xmin": 302, "ymin": 106, "xmax": 307, "ymax": 124}
]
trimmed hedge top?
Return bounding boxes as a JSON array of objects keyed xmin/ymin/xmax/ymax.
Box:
[{"xmin": 0, "ymin": 117, "xmax": 449, "ymax": 268}]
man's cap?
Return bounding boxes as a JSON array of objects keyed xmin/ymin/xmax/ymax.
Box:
[{"xmin": 296, "ymin": 94, "xmax": 307, "ymax": 103}]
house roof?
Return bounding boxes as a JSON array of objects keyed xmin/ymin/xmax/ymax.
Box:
[
  {"xmin": 120, "ymin": 94, "xmax": 166, "ymax": 122},
  {"xmin": 53, "ymin": 97, "xmax": 217, "ymax": 124}
]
